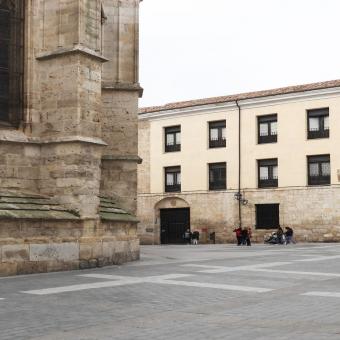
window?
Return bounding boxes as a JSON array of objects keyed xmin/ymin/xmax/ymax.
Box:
[
  {"xmin": 258, "ymin": 159, "xmax": 278, "ymax": 188},
  {"xmin": 307, "ymin": 108, "xmax": 329, "ymax": 139},
  {"xmin": 308, "ymin": 155, "xmax": 330, "ymax": 186},
  {"xmin": 165, "ymin": 126, "xmax": 181, "ymax": 152},
  {"xmin": 165, "ymin": 166, "xmax": 181, "ymax": 192},
  {"xmin": 209, "ymin": 120, "xmax": 226, "ymax": 148},
  {"xmin": 0, "ymin": 0, "xmax": 24, "ymax": 125},
  {"xmin": 256, "ymin": 204, "xmax": 280, "ymax": 229},
  {"xmin": 209, "ymin": 162, "xmax": 226, "ymax": 190},
  {"xmin": 258, "ymin": 114, "xmax": 277, "ymax": 144}
]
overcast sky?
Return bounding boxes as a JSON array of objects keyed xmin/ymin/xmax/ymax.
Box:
[{"xmin": 139, "ymin": 0, "xmax": 340, "ymax": 107}]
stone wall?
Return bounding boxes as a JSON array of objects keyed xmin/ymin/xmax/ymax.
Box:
[
  {"xmin": 137, "ymin": 120, "xmax": 150, "ymax": 194},
  {"xmin": 138, "ymin": 186, "xmax": 340, "ymax": 244},
  {"xmin": 0, "ymin": 218, "xmax": 139, "ymax": 277},
  {"xmin": 0, "ymin": 0, "xmax": 142, "ymax": 276},
  {"xmin": 0, "ymin": 139, "xmax": 40, "ymax": 192},
  {"xmin": 39, "ymin": 141, "xmax": 103, "ymax": 218}
]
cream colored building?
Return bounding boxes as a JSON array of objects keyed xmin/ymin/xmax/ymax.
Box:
[
  {"xmin": 0, "ymin": 0, "xmax": 142, "ymax": 276},
  {"xmin": 138, "ymin": 80, "xmax": 340, "ymax": 244}
]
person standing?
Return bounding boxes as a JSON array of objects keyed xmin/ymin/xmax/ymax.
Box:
[
  {"xmin": 285, "ymin": 227, "xmax": 295, "ymax": 244},
  {"xmin": 246, "ymin": 227, "xmax": 252, "ymax": 246},
  {"xmin": 276, "ymin": 226, "xmax": 284, "ymax": 244},
  {"xmin": 192, "ymin": 230, "xmax": 200, "ymax": 245},
  {"xmin": 183, "ymin": 229, "xmax": 192, "ymax": 245},
  {"xmin": 233, "ymin": 226, "xmax": 242, "ymax": 246},
  {"xmin": 241, "ymin": 228, "xmax": 248, "ymax": 245}
]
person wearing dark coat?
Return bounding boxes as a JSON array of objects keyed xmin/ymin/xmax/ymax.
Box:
[
  {"xmin": 192, "ymin": 230, "xmax": 200, "ymax": 245},
  {"xmin": 285, "ymin": 227, "xmax": 295, "ymax": 244},
  {"xmin": 241, "ymin": 228, "xmax": 249, "ymax": 246},
  {"xmin": 277, "ymin": 226, "xmax": 284, "ymax": 244}
]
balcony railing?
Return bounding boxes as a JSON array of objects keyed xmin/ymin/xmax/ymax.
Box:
[
  {"xmin": 209, "ymin": 138, "xmax": 226, "ymax": 148},
  {"xmin": 209, "ymin": 180, "xmax": 226, "ymax": 191},
  {"xmin": 308, "ymin": 129, "xmax": 329, "ymax": 139},
  {"xmin": 165, "ymin": 143, "xmax": 181, "ymax": 152},
  {"xmin": 259, "ymin": 133, "xmax": 277, "ymax": 144},
  {"xmin": 165, "ymin": 184, "xmax": 181, "ymax": 192},
  {"xmin": 308, "ymin": 175, "xmax": 330, "ymax": 186},
  {"xmin": 259, "ymin": 178, "xmax": 278, "ymax": 188}
]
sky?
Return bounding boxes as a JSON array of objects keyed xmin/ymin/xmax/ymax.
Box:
[{"xmin": 139, "ymin": 0, "xmax": 340, "ymax": 108}]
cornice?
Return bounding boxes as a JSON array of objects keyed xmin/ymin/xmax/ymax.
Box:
[
  {"xmin": 139, "ymin": 87, "xmax": 340, "ymax": 121},
  {"xmin": 139, "ymin": 102, "xmax": 237, "ymax": 121}
]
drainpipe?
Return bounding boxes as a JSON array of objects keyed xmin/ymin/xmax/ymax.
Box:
[{"xmin": 236, "ymin": 100, "xmax": 242, "ymax": 227}]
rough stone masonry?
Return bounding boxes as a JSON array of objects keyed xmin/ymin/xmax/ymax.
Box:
[{"xmin": 0, "ymin": 0, "xmax": 143, "ymax": 276}]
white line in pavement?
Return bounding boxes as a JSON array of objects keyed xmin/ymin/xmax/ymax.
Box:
[
  {"xmin": 79, "ymin": 273, "xmax": 192, "ymax": 280},
  {"xmin": 302, "ymin": 292, "xmax": 340, "ymax": 298},
  {"xmin": 153, "ymin": 279, "xmax": 273, "ymax": 293},
  {"xmin": 182, "ymin": 262, "xmax": 292, "ymax": 273},
  {"xmin": 21, "ymin": 274, "xmax": 193, "ymax": 295},
  {"xmin": 0, "ymin": 298, "xmax": 4, "ymax": 300},
  {"xmin": 182, "ymin": 263, "xmax": 340, "ymax": 278},
  {"xmin": 21, "ymin": 272, "xmax": 272, "ymax": 295},
  {"xmin": 21, "ymin": 279, "xmax": 141, "ymax": 295},
  {"xmin": 248, "ymin": 269, "xmax": 340, "ymax": 277},
  {"xmin": 294, "ymin": 255, "xmax": 340, "ymax": 262},
  {"xmin": 79, "ymin": 274, "xmax": 133, "ymax": 280}
]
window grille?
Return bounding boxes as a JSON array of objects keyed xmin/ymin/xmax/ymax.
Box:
[
  {"xmin": 308, "ymin": 155, "xmax": 330, "ymax": 185},
  {"xmin": 209, "ymin": 120, "xmax": 226, "ymax": 148},
  {"xmin": 258, "ymin": 114, "xmax": 277, "ymax": 144},
  {"xmin": 258, "ymin": 158, "xmax": 278, "ymax": 188},
  {"xmin": 307, "ymin": 108, "xmax": 329, "ymax": 139}
]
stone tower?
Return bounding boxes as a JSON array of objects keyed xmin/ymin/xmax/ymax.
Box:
[{"xmin": 0, "ymin": 0, "xmax": 142, "ymax": 276}]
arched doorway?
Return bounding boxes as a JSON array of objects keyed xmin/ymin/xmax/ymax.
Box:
[{"xmin": 155, "ymin": 197, "xmax": 190, "ymax": 244}]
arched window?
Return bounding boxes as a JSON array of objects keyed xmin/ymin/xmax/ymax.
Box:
[{"xmin": 0, "ymin": 0, "xmax": 24, "ymax": 125}]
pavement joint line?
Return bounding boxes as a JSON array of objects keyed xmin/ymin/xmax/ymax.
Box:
[{"xmin": 302, "ymin": 291, "xmax": 340, "ymax": 298}]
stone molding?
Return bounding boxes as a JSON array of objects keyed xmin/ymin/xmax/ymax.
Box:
[
  {"xmin": 0, "ymin": 132, "xmax": 108, "ymax": 146},
  {"xmin": 102, "ymin": 82, "xmax": 144, "ymax": 97},
  {"xmin": 36, "ymin": 45, "xmax": 109, "ymax": 63},
  {"xmin": 102, "ymin": 155, "xmax": 143, "ymax": 164}
]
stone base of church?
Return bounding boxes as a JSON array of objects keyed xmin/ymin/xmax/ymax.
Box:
[{"xmin": 0, "ymin": 219, "xmax": 140, "ymax": 277}]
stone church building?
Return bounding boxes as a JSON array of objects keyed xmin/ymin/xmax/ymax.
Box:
[{"xmin": 0, "ymin": 0, "xmax": 142, "ymax": 276}]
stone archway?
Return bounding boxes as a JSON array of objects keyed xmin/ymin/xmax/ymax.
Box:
[{"xmin": 154, "ymin": 197, "xmax": 190, "ymax": 244}]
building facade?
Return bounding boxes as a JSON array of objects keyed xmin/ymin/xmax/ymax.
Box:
[
  {"xmin": 0, "ymin": 0, "xmax": 142, "ymax": 276},
  {"xmin": 138, "ymin": 80, "xmax": 340, "ymax": 244}
]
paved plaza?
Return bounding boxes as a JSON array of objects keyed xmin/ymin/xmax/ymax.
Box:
[{"xmin": 1, "ymin": 244, "xmax": 340, "ymax": 339}]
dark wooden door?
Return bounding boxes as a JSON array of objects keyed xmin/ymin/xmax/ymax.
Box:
[{"xmin": 160, "ymin": 208, "xmax": 190, "ymax": 244}]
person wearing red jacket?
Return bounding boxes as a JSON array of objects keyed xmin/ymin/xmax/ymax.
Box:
[{"xmin": 233, "ymin": 226, "xmax": 242, "ymax": 246}]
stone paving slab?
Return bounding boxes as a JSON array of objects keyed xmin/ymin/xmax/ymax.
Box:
[{"xmin": 1, "ymin": 244, "xmax": 340, "ymax": 339}]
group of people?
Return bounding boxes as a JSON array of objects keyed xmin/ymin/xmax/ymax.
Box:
[
  {"xmin": 183, "ymin": 229, "xmax": 200, "ymax": 245},
  {"xmin": 275, "ymin": 226, "xmax": 295, "ymax": 244},
  {"xmin": 233, "ymin": 225, "xmax": 295, "ymax": 246},
  {"xmin": 233, "ymin": 226, "xmax": 252, "ymax": 246},
  {"xmin": 183, "ymin": 226, "xmax": 295, "ymax": 246}
]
